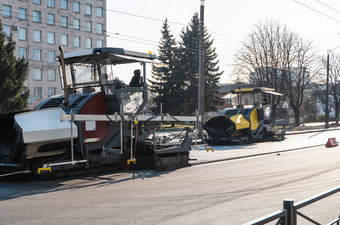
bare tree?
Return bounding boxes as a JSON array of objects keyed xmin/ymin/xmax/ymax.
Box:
[
  {"xmin": 328, "ymin": 52, "xmax": 340, "ymax": 124},
  {"xmin": 235, "ymin": 20, "xmax": 291, "ymax": 120},
  {"xmin": 235, "ymin": 20, "xmax": 322, "ymax": 125},
  {"xmin": 284, "ymin": 38, "xmax": 322, "ymax": 126}
]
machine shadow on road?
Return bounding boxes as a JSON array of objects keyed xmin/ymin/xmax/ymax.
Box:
[
  {"xmin": 0, "ymin": 169, "xmax": 174, "ymax": 201},
  {"xmin": 308, "ymin": 130, "xmax": 327, "ymax": 138}
]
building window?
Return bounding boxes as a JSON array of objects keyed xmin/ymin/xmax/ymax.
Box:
[
  {"xmin": 73, "ymin": 1, "xmax": 80, "ymax": 13},
  {"xmin": 85, "ymin": 4, "xmax": 92, "ymax": 15},
  {"xmin": 85, "ymin": 38, "xmax": 92, "ymax": 49},
  {"xmin": 61, "ymin": 0, "xmax": 68, "ymax": 10},
  {"xmin": 85, "ymin": 21, "xmax": 92, "ymax": 32},
  {"xmin": 48, "ymin": 87, "xmax": 56, "ymax": 97},
  {"xmin": 48, "ymin": 69, "xmax": 56, "ymax": 81},
  {"xmin": 96, "ymin": 7, "xmax": 103, "ymax": 17},
  {"xmin": 47, "ymin": 14, "xmax": 55, "ymax": 25},
  {"xmin": 33, "ymin": 30, "xmax": 41, "ymax": 42},
  {"xmin": 3, "ymin": 25, "xmax": 11, "ymax": 37},
  {"xmin": 96, "ymin": 23, "xmax": 103, "ymax": 34},
  {"xmin": 97, "ymin": 40, "xmax": 103, "ymax": 48},
  {"xmin": 34, "ymin": 87, "xmax": 42, "ymax": 99},
  {"xmin": 3, "ymin": 5, "xmax": 11, "ymax": 18},
  {"xmin": 61, "ymin": 34, "xmax": 68, "ymax": 46},
  {"xmin": 33, "ymin": 49, "xmax": 41, "ymax": 61},
  {"xmin": 73, "ymin": 36, "xmax": 80, "ymax": 47},
  {"xmin": 18, "ymin": 8, "xmax": 27, "ymax": 20},
  {"xmin": 33, "ymin": 68, "xmax": 42, "ymax": 80},
  {"xmin": 33, "ymin": 11, "xmax": 41, "ymax": 23},
  {"xmin": 60, "ymin": 16, "xmax": 68, "ymax": 28},
  {"xmin": 33, "ymin": 0, "xmax": 41, "ymax": 4},
  {"xmin": 47, "ymin": 32, "xmax": 55, "ymax": 44},
  {"xmin": 47, "ymin": 0, "xmax": 55, "ymax": 7},
  {"xmin": 47, "ymin": 50, "xmax": 55, "ymax": 63},
  {"xmin": 73, "ymin": 18, "xmax": 80, "ymax": 30},
  {"xmin": 18, "ymin": 27, "xmax": 27, "ymax": 40},
  {"xmin": 19, "ymin": 47, "xmax": 27, "ymax": 59}
]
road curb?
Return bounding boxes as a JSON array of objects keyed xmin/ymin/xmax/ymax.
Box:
[
  {"xmin": 189, "ymin": 143, "xmax": 325, "ymax": 166},
  {"xmin": 285, "ymin": 127, "xmax": 340, "ymax": 135}
]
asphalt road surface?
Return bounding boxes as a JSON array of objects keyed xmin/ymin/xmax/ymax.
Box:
[{"xmin": 1, "ymin": 134, "xmax": 340, "ymax": 224}]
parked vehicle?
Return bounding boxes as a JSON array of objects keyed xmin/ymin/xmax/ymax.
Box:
[{"xmin": 203, "ymin": 87, "xmax": 285, "ymax": 145}]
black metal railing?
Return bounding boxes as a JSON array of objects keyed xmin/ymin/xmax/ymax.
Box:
[
  {"xmin": 327, "ymin": 217, "xmax": 340, "ymax": 225},
  {"xmin": 244, "ymin": 209, "xmax": 287, "ymax": 225},
  {"xmin": 244, "ymin": 185, "xmax": 340, "ymax": 225}
]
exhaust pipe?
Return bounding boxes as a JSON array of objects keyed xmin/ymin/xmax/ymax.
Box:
[{"xmin": 59, "ymin": 46, "xmax": 69, "ymax": 106}]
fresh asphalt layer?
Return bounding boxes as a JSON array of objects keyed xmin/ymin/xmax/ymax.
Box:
[{"xmin": 189, "ymin": 126, "xmax": 340, "ymax": 166}]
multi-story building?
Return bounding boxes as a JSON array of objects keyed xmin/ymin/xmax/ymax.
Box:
[{"xmin": 1, "ymin": 0, "xmax": 107, "ymax": 108}]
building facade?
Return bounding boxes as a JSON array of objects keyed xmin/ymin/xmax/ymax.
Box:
[{"xmin": 1, "ymin": 0, "xmax": 107, "ymax": 108}]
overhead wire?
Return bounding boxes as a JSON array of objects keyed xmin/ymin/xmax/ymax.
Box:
[
  {"xmin": 292, "ymin": 0, "xmax": 340, "ymax": 24},
  {"xmin": 209, "ymin": 31, "xmax": 242, "ymax": 43},
  {"xmin": 106, "ymin": 8, "xmax": 187, "ymax": 27},
  {"xmin": 313, "ymin": 0, "xmax": 340, "ymax": 16},
  {"xmin": 103, "ymin": 6, "xmax": 241, "ymax": 62},
  {"xmin": 105, "ymin": 7, "xmax": 240, "ymax": 44},
  {"xmin": 104, "ymin": 10, "xmax": 238, "ymax": 60}
]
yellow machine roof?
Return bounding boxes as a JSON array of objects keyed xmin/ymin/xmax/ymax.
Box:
[{"xmin": 230, "ymin": 87, "xmax": 283, "ymax": 96}]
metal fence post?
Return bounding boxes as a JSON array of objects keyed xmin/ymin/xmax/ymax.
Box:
[{"xmin": 283, "ymin": 199, "xmax": 296, "ymax": 225}]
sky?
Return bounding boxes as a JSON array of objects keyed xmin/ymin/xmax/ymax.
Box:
[{"xmin": 106, "ymin": 0, "xmax": 340, "ymax": 84}]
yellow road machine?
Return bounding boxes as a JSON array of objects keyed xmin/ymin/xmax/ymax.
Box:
[{"xmin": 203, "ymin": 87, "xmax": 285, "ymax": 145}]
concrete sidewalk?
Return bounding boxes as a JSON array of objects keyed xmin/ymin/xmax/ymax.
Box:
[
  {"xmin": 286, "ymin": 125, "xmax": 340, "ymax": 135},
  {"xmin": 189, "ymin": 127, "xmax": 340, "ymax": 165}
]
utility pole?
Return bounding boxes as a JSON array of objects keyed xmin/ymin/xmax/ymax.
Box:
[
  {"xmin": 325, "ymin": 46, "xmax": 340, "ymax": 128},
  {"xmin": 325, "ymin": 53, "xmax": 330, "ymax": 128},
  {"xmin": 198, "ymin": 0, "xmax": 205, "ymax": 137}
]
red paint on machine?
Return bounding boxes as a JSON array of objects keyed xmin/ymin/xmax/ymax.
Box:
[{"xmin": 79, "ymin": 92, "xmax": 110, "ymax": 143}]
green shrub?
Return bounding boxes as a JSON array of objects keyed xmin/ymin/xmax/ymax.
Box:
[{"xmin": 315, "ymin": 115, "xmax": 325, "ymax": 122}]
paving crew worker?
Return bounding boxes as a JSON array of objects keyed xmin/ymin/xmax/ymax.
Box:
[{"xmin": 129, "ymin": 69, "xmax": 143, "ymax": 87}]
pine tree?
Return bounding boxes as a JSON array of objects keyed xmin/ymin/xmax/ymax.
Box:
[
  {"xmin": 176, "ymin": 13, "xmax": 223, "ymax": 115},
  {"xmin": 202, "ymin": 27, "xmax": 224, "ymax": 113},
  {"xmin": 0, "ymin": 21, "xmax": 29, "ymax": 113},
  {"xmin": 149, "ymin": 19, "xmax": 184, "ymax": 115}
]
